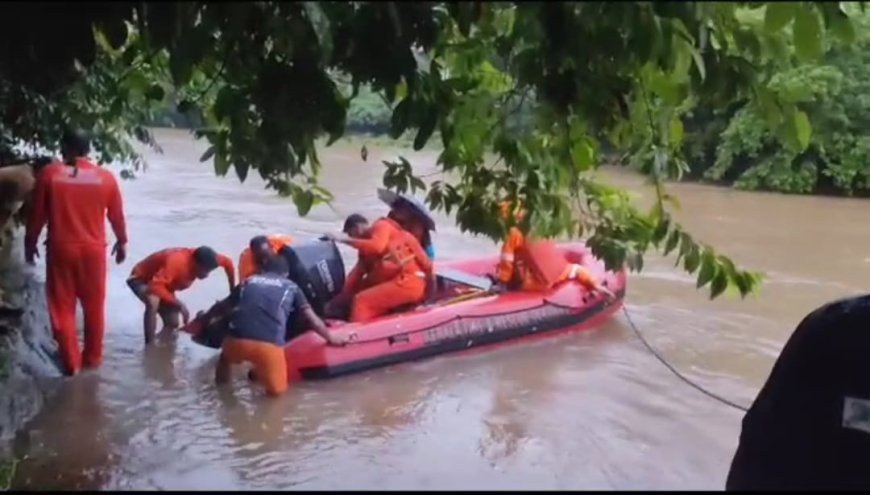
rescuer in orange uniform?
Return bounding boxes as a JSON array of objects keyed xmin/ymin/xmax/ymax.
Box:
[
  {"xmin": 237, "ymin": 234, "xmax": 294, "ymax": 282},
  {"xmin": 492, "ymin": 201, "xmax": 616, "ymax": 299},
  {"xmin": 127, "ymin": 246, "xmax": 236, "ymax": 344},
  {"xmin": 24, "ymin": 130, "xmax": 129, "ymax": 376},
  {"xmin": 325, "ymin": 209, "xmax": 432, "ymax": 322}
]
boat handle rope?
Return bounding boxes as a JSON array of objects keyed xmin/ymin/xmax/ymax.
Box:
[
  {"xmin": 338, "ymin": 292, "xmax": 592, "ymax": 346},
  {"xmin": 620, "ymin": 305, "xmax": 750, "ymax": 413}
]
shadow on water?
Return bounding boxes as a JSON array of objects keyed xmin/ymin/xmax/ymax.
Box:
[{"xmin": 10, "ymin": 129, "xmax": 869, "ymax": 489}]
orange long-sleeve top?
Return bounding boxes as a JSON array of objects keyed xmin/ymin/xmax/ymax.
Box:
[
  {"xmin": 496, "ymin": 229, "xmax": 597, "ymax": 292},
  {"xmin": 496, "ymin": 226, "xmax": 525, "ymax": 285},
  {"xmin": 238, "ymin": 234, "xmax": 295, "ymax": 282},
  {"xmin": 343, "ymin": 218, "xmax": 432, "ymax": 292},
  {"xmin": 25, "ymin": 158, "xmax": 127, "ymax": 252},
  {"xmin": 130, "ymin": 247, "xmax": 236, "ymax": 305}
]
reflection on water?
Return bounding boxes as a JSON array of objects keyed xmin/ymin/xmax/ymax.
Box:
[{"xmin": 11, "ymin": 129, "xmax": 869, "ymax": 489}]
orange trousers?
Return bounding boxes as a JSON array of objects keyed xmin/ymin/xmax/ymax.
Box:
[
  {"xmin": 349, "ymin": 274, "xmax": 427, "ymax": 322},
  {"xmin": 46, "ymin": 244, "xmax": 107, "ymax": 375},
  {"xmin": 221, "ymin": 337, "xmax": 288, "ymax": 396}
]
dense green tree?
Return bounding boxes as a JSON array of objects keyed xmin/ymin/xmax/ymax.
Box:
[
  {"xmin": 669, "ymin": 5, "xmax": 870, "ymax": 196},
  {"xmin": 0, "ymin": 2, "xmax": 861, "ymax": 299}
]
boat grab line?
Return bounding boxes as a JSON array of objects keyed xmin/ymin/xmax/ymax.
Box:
[{"xmin": 621, "ymin": 306, "xmax": 750, "ymax": 413}]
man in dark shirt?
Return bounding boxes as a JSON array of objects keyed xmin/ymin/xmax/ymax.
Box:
[
  {"xmin": 203, "ymin": 255, "xmax": 351, "ymax": 396},
  {"xmin": 727, "ymin": 294, "xmax": 870, "ymax": 490}
]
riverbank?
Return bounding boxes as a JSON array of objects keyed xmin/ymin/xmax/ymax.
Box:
[{"xmin": 0, "ymin": 225, "xmax": 62, "ymax": 459}]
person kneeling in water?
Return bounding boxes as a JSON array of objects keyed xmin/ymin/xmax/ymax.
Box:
[
  {"xmin": 204, "ymin": 255, "xmax": 352, "ymax": 396},
  {"xmin": 128, "ymin": 246, "xmax": 235, "ymax": 345}
]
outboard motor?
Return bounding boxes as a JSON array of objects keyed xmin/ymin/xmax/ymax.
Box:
[{"xmin": 278, "ymin": 239, "xmax": 346, "ymax": 317}]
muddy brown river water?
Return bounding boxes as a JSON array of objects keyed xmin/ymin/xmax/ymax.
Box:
[{"xmin": 9, "ymin": 128, "xmax": 870, "ymax": 490}]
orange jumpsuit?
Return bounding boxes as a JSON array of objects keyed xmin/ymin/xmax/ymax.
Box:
[
  {"xmin": 496, "ymin": 228, "xmax": 597, "ymax": 292},
  {"xmin": 129, "ymin": 248, "xmax": 236, "ymax": 306},
  {"xmin": 24, "ymin": 158, "xmax": 127, "ymax": 375},
  {"xmin": 237, "ymin": 234, "xmax": 294, "ymax": 282},
  {"xmin": 342, "ymin": 218, "xmax": 432, "ymax": 322}
]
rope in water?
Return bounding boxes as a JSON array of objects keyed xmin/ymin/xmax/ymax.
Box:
[{"xmin": 620, "ymin": 305, "xmax": 750, "ymax": 413}]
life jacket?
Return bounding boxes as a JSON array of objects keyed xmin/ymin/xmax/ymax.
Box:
[
  {"xmin": 515, "ymin": 239, "xmax": 570, "ymax": 291},
  {"xmin": 228, "ymin": 273, "xmax": 301, "ymax": 346},
  {"xmin": 368, "ymin": 218, "xmax": 429, "ymax": 286}
]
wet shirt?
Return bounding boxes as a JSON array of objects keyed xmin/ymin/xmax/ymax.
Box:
[
  {"xmin": 129, "ymin": 247, "xmax": 236, "ymax": 305},
  {"xmin": 227, "ymin": 273, "xmax": 310, "ymax": 346},
  {"xmin": 25, "ymin": 158, "xmax": 127, "ymax": 250}
]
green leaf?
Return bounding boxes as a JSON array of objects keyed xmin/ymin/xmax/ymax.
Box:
[
  {"xmin": 684, "ymin": 246, "xmax": 701, "ymax": 273},
  {"xmin": 652, "ymin": 217, "xmax": 670, "ymax": 244},
  {"xmin": 793, "ymin": 109, "xmax": 812, "ymax": 150},
  {"xmin": 669, "ymin": 116, "xmax": 684, "ymax": 148},
  {"xmin": 199, "ymin": 146, "xmax": 216, "ymax": 163},
  {"xmin": 764, "ymin": 3, "xmax": 796, "ymax": 32},
  {"xmin": 214, "ymin": 152, "xmax": 230, "ymax": 176},
  {"xmin": 572, "ymin": 139, "xmax": 594, "ymax": 171},
  {"xmin": 390, "ymin": 99, "xmax": 412, "ymax": 139},
  {"xmin": 734, "ymin": 271, "xmax": 753, "ymax": 297},
  {"xmin": 664, "ymin": 230, "xmax": 680, "ymax": 255},
  {"xmin": 688, "ymin": 44, "xmax": 706, "ymax": 81},
  {"xmin": 234, "ymin": 161, "xmax": 249, "ymax": 183},
  {"xmin": 395, "ymin": 79, "xmax": 408, "ymax": 102},
  {"xmin": 632, "ymin": 252, "xmax": 644, "ymax": 272},
  {"xmin": 414, "ymin": 109, "xmax": 438, "ymax": 151},
  {"xmin": 710, "ymin": 271, "xmax": 729, "ymax": 299},
  {"xmin": 303, "ymin": 2, "xmax": 333, "ymax": 63},
  {"xmin": 294, "ymin": 189, "xmax": 315, "ymax": 216},
  {"xmin": 696, "ymin": 250, "xmax": 717, "ymax": 288},
  {"xmin": 830, "ymin": 11, "xmax": 856, "ymax": 44},
  {"xmin": 410, "ymin": 176, "xmax": 426, "ymax": 193},
  {"xmin": 793, "ymin": 5, "xmax": 824, "ymax": 61}
]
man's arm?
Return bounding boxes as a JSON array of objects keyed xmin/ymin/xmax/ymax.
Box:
[
  {"xmin": 293, "ymin": 289, "xmax": 349, "ymax": 346},
  {"xmin": 24, "ymin": 167, "xmax": 51, "ymax": 261},
  {"xmin": 105, "ymin": 174, "xmax": 128, "ymax": 245},
  {"xmin": 217, "ymin": 254, "xmax": 236, "ymax": 289},
  {"xmin": 345, "ymin": 221, "xmax": 391, "ymax": 256},
  {"xmin": 340, "ymin": 260, "xmax": 365, "ymax": 298},
  {"xmin": 300, "ymin": 306, "xmax": 349, "ymax": 346}
]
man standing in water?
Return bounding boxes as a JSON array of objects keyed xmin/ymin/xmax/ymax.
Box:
[
  {"xmin": 25, "ymin": 130, "xmax": 128, "ymax": 376},
  {"xmin": 203, "ymin": 255, "xmax": 351, "ymax": 396},
  {"xmin": 127, "ymin": 246, "xmax": 235, "ymax": 345}
]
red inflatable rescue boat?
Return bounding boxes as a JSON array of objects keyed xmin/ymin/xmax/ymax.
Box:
[{"xmin": 185, "ymin": 240, "xmax": 627, "ymax": 384}]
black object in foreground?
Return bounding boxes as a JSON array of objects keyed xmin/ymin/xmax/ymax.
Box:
[{"xmin": 726, "ymin": 294, "xmax": 870, "ymax": 491}]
